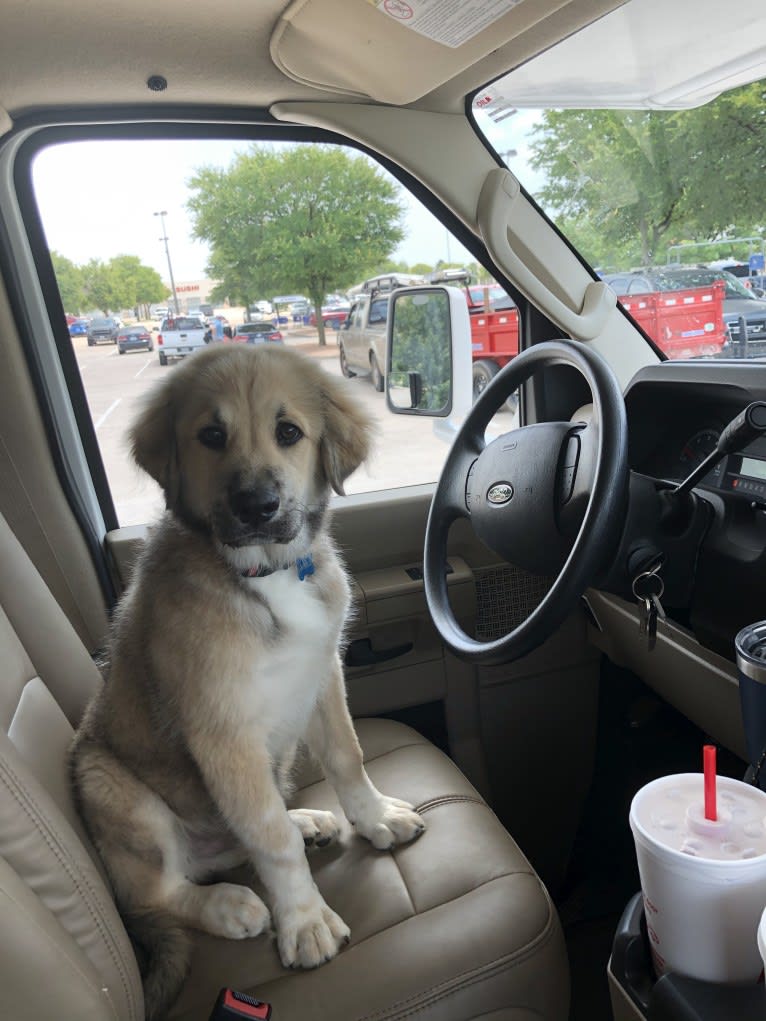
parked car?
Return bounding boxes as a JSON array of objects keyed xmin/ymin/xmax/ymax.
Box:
[
  {"xmin": 86, "ymin": 316, "xmax": 120, "ymax": 345},
  {"xmin": 231, "ymin": 321, "xmax": 284, "ymax": 344},
  {"xmin": 338, "ymin": 290, "xmax": 388, "ymax": 389},
  {"xmin": 466, "ymin": 282, "xmax": 516, "ymax": 311},
  {"xmin": 68, "ymin": 317, "xmax": 89, "ymax": 337},
  {"xmin": 309, "ymin": 303, "xmax": 350, "ymax": 329},
  {"xmin": 156, "ymin": 315, "xmax": 210, "ymax": 364},
  {"xmin": 603, "ymin": 267, "xmax": 766, "ymax": 355},
  {"xmin": 115, "ymin": 325, "xmax": 154, "ymax": 354}
]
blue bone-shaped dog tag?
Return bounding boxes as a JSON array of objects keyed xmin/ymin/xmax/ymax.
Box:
[{"xmin": 296, "ymin": 555, "xmax": 315, "ymax": 581}]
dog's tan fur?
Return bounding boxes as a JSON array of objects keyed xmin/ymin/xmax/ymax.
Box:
[{"xmin": 70, "ymin": 345, "xmax": 425, "ymax": 1020}]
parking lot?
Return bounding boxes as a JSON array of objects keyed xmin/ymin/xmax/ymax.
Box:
[{"xmin": 72, "ymin": 326, "xmax": 468, "ymax": 526}]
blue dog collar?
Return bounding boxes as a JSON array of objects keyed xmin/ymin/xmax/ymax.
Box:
[{"xmin": 242, "ymin": 553, "xmax": 315, "ymax": 581}]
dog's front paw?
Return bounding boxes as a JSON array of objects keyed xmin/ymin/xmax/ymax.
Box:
[
  {"xmin": 288, "ymin": 808, "xmax": 341, "ymax": 848},
  {"xmin": 275, "ymin": 894, "xmax": 350, "ymax": 969},
  {"xmin": 353, "ymin": 795, "xmax": 426, "ymax": 851},
  {"xmin": 198, "ymin": 883, "xmax": 271, "ymax": 940}
]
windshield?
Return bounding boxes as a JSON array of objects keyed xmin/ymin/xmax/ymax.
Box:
[{"xmin": 471, "ymin": 0, "xmax": 766, "ymax": 364}]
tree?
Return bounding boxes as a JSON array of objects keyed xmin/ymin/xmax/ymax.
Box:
[
  {"xmin": 187, "ymin": 145, "xmax": 405, "ymax": 345},
  {"xmin": 81, "ymin": 258, "xmax": 117, "ymax": 313},
  {"xmin": 78, "ymin": 256, "xmax": 166, "ymax": 315},
  {"xmin": 528, "ymin": 82, "xmax": 766, "ymax": 267},
  {"xmin": 108, "ymin": 255, "xmax": 166, "ymax": 318},
  {"xmin": 50, "ymin": 251, "xmax": 85, "ymax": 313}
]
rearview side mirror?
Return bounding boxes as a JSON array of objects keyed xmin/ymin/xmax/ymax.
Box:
[{"xmin": 385, "ymin": 286, "xmax": 472, "ymax": 418}]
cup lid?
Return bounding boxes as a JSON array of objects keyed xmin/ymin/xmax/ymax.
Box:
[
  {"xmin": 736, "ymin": 622, "xmax": 766, "ymax": 683},
  {"xmin": 630, "ymin": 774, "xmax": 766, "ymax": 863}
]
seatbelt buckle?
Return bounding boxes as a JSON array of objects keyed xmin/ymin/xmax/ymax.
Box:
[{"xmin": 209, "ymin": 988, "xmax": 272, "ymax": 1020}]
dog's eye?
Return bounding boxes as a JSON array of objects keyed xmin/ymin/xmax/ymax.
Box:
[
  {"xmin": 276, "ymin": 421, "xmax": 303, "ymax": 447},
  {"xmin": 198, "ymin": 425, "xmax": 227, "ymax": 450}
]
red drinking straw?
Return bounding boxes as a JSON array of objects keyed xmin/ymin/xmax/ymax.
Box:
[{"xmin": 704, "ymin": 744, "xmax": 717, "ymax": 821}]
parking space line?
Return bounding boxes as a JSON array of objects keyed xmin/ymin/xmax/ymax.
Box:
[
  {"xmin": 135, "ymin": 358, "xmax": 152, "ymax": 378},
  {"xmin": 94, "ymin": 398, "xmax": 122, "ymax": 432}
]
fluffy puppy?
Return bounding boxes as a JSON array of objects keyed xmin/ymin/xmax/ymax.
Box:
[{"xmin": 70, "ymin": 345, "xmax": 425, "ymax": 1021}]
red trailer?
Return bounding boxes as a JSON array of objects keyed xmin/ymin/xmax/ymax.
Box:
[
  {"xmin": 428, "ymin": 269, "xmax": 729, "ymax": 406},
  {"xmin": 616, "ymin": 280, "xmax": 728, "ymax": 360}
]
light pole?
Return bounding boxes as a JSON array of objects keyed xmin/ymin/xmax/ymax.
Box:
[{"xmin": 154, "ymin": 210, "xmax": 179, "ymax": 314}]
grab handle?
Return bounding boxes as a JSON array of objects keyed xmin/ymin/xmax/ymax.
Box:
[{"xmin": 477, "ymin": 168, "xmax": 615, "ymax": 341}]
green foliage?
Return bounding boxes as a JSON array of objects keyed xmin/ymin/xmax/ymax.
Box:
[
  {"xmin": 528, "ymin": 82, "xmax": 766, "ymax": 268},
  {"xmin": 50, "ymin": 251, "xmax": 85, "ymax": 313},
  {"xmin": 409, "ymin": 262, "xmax": 436, "ymax": 277},
  {"xmin": 51, "ymin": 252, "xmax": 166, "ymax": 315},
  {"xmin": 187, "ymin": 144, "xmax": 405, "ymax": 343},
  {"xmin": 108, "ymin": 255, "xmax": 166, "ymax": 311}
]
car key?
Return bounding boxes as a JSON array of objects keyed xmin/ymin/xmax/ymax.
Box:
[{"xmin": 632, "ymin": 568, "xmax": 666, "ymax": 652}]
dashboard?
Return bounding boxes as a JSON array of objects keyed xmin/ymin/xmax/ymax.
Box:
[
  {"xmin": 636, "ymin": 420, "xmax": 766, "ymax": 499},
  {"xmin": 627, "ymin": 365, "xmax": 766, "ymax": 496},
  {"xmin": 623, "ymin": 359, "xmax": 766, "ymax": 658}
]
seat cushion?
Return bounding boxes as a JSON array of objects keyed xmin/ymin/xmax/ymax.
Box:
[{"xmin": 168, "ymin": 719, "xmax": 569, "ymax": 1021}]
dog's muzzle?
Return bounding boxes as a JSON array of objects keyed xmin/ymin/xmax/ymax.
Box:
[
  {"xmin": 215, "ymin": 478, "xmax": 302, "ymax": 547},
  {"xmin": 230, "ymin": 486, "xmax": 280, "ymax": 527}
]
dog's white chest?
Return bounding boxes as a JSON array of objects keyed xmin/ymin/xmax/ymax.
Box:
[{"xmin": 241, "ymin": 571, "xmax": 340, "ymax": 749}]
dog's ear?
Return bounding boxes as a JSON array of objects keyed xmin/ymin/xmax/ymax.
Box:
[
  {"xmin": 320, "ymin": 377, "xmax": 375, "ymax": 495},
  {"xmin": 129, "ymin": 383, "xmax": 179, "ymax": 505}
]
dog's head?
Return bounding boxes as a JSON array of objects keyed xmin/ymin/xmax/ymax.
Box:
[{"xmin": 130, "ymin": 345, "xmax": 374, "ymax": 560}]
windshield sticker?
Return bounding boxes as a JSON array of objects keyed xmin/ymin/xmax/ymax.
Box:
[{"xmin": 371, "ymin": 0, "xmax": 523, "ymax": 49}]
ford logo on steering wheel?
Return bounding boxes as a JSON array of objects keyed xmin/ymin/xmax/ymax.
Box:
[{"xmin": 487, "ymin": 482, "xmax": 513, "ymax": 505}]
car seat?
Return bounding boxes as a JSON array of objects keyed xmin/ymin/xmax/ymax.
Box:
[{"xmin": 0, "ymin": 509, "xmax": 569, "ymax": 1020}]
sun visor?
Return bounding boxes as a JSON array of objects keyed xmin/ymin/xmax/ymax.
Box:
[
  {"xmin": 475, "ymin": 0, "xmax": 766, "ymax": 110},
  {"xmin": 270, "ymin": 0, "xmax": 613, "ymax": 105}
]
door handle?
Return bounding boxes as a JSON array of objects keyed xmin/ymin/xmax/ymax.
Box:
[{"xmin": 344, "ymin": 637, "xmax": 413, "ymax": 668}]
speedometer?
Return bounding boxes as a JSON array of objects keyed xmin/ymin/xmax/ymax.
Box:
[
  {"xmin": 679, "ymin": 428, "xmax": 719, "ymax": 467},
  {"xmin": 678, "ymin": 428, "xmax": 722, "ymax": 484}
]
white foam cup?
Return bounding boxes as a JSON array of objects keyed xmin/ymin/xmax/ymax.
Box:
[
  {"xmin": 758, "ymin": 906, "xmax": 766, "ymax": 982},
  {"xmin": 629, "ymin": 773, "xmax": 766, "ymax": 983}
]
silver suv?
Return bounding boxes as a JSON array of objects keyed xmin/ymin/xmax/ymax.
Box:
[
  {"xmin": 337, "ymin": 292, "xmax": 388, "ymax": 390},
  {"xmin": 339, "ymin": 274, "xmax": 426, "ymax": 390}
]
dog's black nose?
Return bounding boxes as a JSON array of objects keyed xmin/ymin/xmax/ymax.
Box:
[{"xmin": 230, "ymin": 488, "xmax": 280, "ymax": 525}]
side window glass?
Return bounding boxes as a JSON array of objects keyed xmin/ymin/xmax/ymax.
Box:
[
  {"xmin": 627, "ymin": 279, "xmax": 651, "ymax": 295},
  {"xmin": 32, "ymin": 138, "xmax": 518, "ymax": 523},
  {"xmin": 369, "ymin": 298, "xmax": 388, "ymax": 324}
]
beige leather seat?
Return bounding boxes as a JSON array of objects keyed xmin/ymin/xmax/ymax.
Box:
[{"xmin": 0, "ymin": 510, "xmax": 569, "ymax": 1021}]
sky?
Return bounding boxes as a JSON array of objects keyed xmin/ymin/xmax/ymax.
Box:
[{"xmin": 31, "ymin": 138, "xmax": 478, "ymax": 287}]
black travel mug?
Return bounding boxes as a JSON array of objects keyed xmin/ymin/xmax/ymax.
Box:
[{"xmin": 735, "ymin": 622, "xmax": 766, "ymax": 790}]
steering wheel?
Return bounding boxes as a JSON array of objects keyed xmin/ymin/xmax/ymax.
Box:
[{"xmin": 424, "ymin": 339, "xmax": 628, "ymax": 665}]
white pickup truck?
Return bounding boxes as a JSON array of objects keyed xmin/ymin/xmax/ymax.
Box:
[{"xmin": 155, "ymin": 315, "xmax": 210, "ymax": 365}]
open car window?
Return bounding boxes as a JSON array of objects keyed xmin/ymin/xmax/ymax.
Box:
[{"xmin": 31, "ymin": 137, "xmax": 498, "ymax": 526}]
